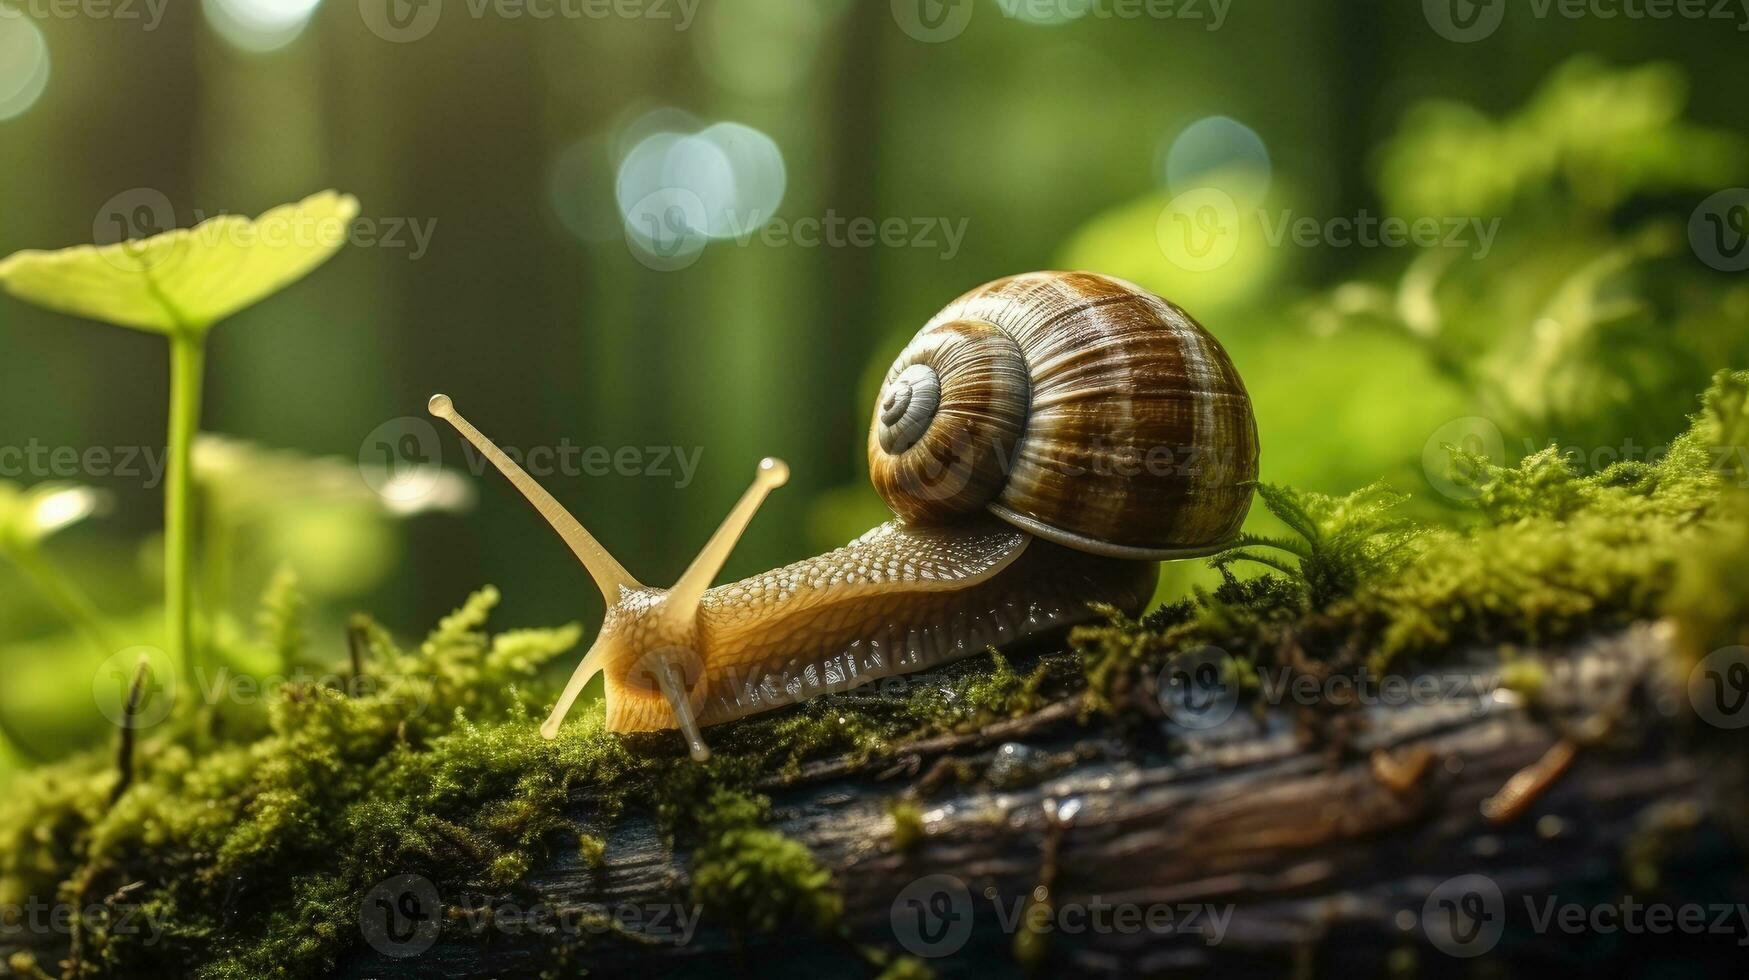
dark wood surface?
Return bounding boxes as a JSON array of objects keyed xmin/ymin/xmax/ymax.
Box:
[{"xmin": 338, "ymin": 623, "xmax": 1748, "ymax": 978}]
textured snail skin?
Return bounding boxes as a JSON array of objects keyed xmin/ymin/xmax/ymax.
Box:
[
  {"xmin": 869, "ymin": 271, "xmax": 1259, "ymax": 559},
  {"xmin": 600, "ymin": 517, "xmax": 1157, "ymax": 732},
  {"xmin": 428, "ymin": 271, "xmax": 1254, "ymax": 749}
]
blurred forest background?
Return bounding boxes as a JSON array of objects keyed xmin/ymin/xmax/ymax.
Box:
[{"xmin": 1, "ymin": 0, "xmax": 1747, "ymax": 769}]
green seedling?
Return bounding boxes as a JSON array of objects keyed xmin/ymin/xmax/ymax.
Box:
[{"xmin": 0, "ymin": 191, "xmax": 359, "ymax": 680}]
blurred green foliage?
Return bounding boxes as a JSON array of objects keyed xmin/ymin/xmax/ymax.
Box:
[
  {"xmin": 3, "ymin": 9, "xmax": 1748, "ymax": 785},
  {"xmin": 1320, "ymin": 57, "xmax": 1749, "ymax": 454}
]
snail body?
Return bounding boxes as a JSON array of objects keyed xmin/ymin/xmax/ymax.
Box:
[{"xmin": 430, "ymin": 271, "xmax": 1257, "ymax": 760}]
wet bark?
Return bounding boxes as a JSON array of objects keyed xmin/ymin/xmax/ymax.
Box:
[{"xmin": 340, "ymin": 624, "xmax": 1747, "ymax": 979}]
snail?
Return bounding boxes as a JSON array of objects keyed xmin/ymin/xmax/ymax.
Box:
[{"xmin": 428, "ymin": 271, "xmax": 1258, "ymax": 761}]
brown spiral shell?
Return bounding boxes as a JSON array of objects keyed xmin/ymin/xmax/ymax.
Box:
[{"xmin": 867, "ymin": 271, "xmax": 1259, "ymax": 559}]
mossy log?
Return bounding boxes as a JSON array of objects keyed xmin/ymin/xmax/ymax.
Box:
[{"xmin": 337, "ymin": 624, "xmax": 1746, "ymax": 978}]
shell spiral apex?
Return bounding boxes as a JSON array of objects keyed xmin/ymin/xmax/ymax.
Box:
[{"xmin": 867, "ymin": 271, "xmax": 1259, "ymax": 560}]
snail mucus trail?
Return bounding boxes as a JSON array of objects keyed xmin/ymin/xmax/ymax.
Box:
[{"xmin": 429, "ymin": 271, "xmax": 1259, "ymax": 761}]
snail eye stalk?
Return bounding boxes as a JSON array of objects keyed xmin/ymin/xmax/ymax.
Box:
[
  {"xmin": 432, "ymin": 392, "xmax": 788, "ymax": 754},
  {"xmin": 663, "ymin": 457, "xmax": 789, "ymax": 621},
  {"xmin": 428, "ymin": 394, "xmax": 641, "ymax": 599},
  {"xmin": 639, "ymin": 457, "xmax": 788, "ymax": 761}
]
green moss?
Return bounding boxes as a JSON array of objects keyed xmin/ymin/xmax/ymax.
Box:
[
  {"xmin": 688, "ymin": 789, "xmax": 841, "ymax": 936},
  {"xmin": 1497, "ymin": 657, "xmax": 1549, "ymax": 702},
  {"xmin": 888, "ymin": 799, "xmax": 924, "ymax": 854},
  {"xmin": 255, "ymin": 565, "xmax": 306, "ymax": 671},
  {"xmin": 0, "ymin": 577, "xmax": 1014, "ymax": 975},
  {"xmin": 1664, "ymin": 370, "xmax": 1749, "ymax": 663},
  {"xmin": 6, "ymin": 372, "xmax": 1746, "ymax": 977},
  {"xmin": 1074, "ymin": 371, "xmax": 1748, "ymax": 726}
]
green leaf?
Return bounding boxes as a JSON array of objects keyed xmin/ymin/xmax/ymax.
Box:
[{"xmin": 0, "ymin": 190, "xmax": 359, "ymax": 334}]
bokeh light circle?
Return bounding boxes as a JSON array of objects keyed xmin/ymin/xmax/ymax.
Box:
[
  {"xmin": 997, "ymin": 0, "xmax": 1093, "ymax": 25},
  {"xmin": 0, "ymin": 18, "xmax": 51, "ymax": 123},
  {"xmin": 1162, "ymin": 115, "xmax": 1272, "ymax": 202},
  {"xmin": 616, "ymin": 131, "xmax": 734, "ymax": 235},
  {"xmin": 203, "ymin": 0, "xmax": 326, "ymax": 53},
  {"xmin": 622, "ymin": 187, "xmax": 710, "ymax": 272},
  {"xmin": 613, "ymin": 115, "xmax": 788, "ymax": 263},
  {"xmin": 695, "ymin": 121, "xmax": 786, "ymax": 237}
]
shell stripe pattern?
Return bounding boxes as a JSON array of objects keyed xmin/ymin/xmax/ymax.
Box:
[{"xmin": 924, "ymin": 271, "xmax": 1258, "ymax": 556}]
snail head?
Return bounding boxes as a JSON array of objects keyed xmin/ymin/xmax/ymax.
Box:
[{"xmin": 428, "ymin": 394, "xmax": 787, "ymax": 761}]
